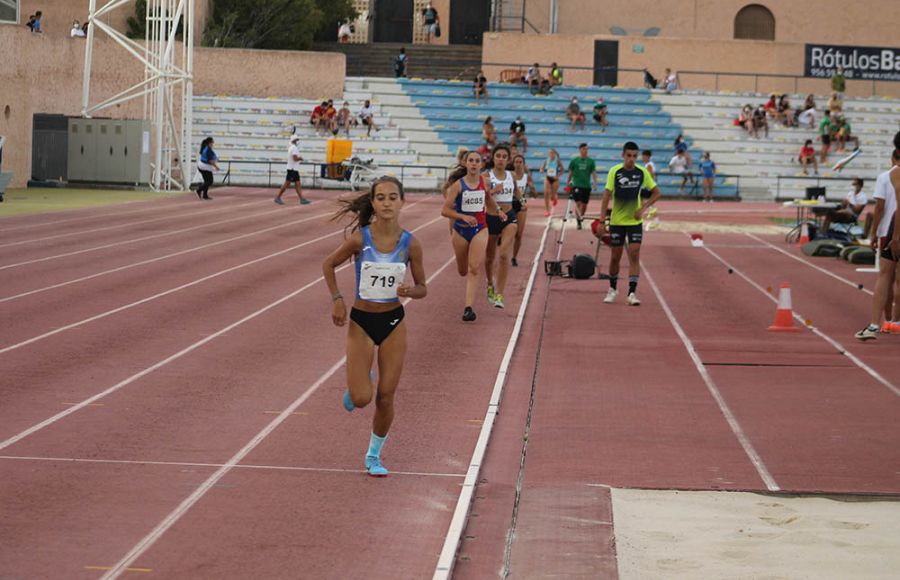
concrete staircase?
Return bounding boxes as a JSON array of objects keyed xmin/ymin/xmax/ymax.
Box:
[
  {"xmin": 346, "ymin": 77, "xmax": 456, "ymax": 170},
  {"xmin": 652, "ymin": 90, "xmax": 900, "ymax": 201},
  {"xmin": 315, "ymin": 42, "xmax": 481, "ymax": 80}
]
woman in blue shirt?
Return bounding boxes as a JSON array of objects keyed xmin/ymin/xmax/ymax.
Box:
[
  {"xmin": 196, "ymin": 137, "xmax": 219, "ymax": 200},
  {"xmin": 699, "ymin": 152, "xmax": 716, "ymax": 203}
]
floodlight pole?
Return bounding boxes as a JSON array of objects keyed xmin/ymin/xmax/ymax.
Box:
[{"xmin": 81, "ymin": 0, "xmax": 194, "ymax": 191}]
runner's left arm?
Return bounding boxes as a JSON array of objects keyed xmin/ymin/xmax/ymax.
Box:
[
  {"xmin": 891, "ymin": 170, "xmax": 900, "ymax": 255},
  {"xmin": 398, "ymin": 237, "xmax": 427, "ymax": 300}
]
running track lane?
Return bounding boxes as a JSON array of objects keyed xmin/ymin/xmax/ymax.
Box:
[
  {"xmin": 0, "ymin": 203, "xmax": 547, "ymax": 579},
  {"xmin": 642, "ymin": 232, "xmax": 900, "ymax": 494},
  {"xmin": 0, "ymin": 200, "xmax": 440, "ymax": 442},
  {"xmin": 455, "ymin": 224, "xmax": 769, "ymax": 579}
]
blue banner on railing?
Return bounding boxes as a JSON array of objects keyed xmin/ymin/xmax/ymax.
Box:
[{"xmin": 805, "ymin": 44, "xmax": 900, "ymax": 81}]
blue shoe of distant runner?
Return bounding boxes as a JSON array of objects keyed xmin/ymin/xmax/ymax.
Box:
[
  {"xmin": 365, "ymin": 455, "xmax": 389, "ymax": 477},
  {"xmin": 273, "ymin": 197, "xmax": 285, "ymax": 205},
  {"xmin": 342, "ymin": 389, "xmax": 355, "ymax": 412},
  {"xmin": 300, "ymin": 198, "xmax": 311, "ymax": 205}
]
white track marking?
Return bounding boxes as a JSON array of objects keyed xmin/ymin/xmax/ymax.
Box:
[
  {"xmin": 0, "ymin": 200, "xmax": 259, "ymax": 248},
  {"xmin": 0, "ymin": 211, "xmax": 331, "ymax": 303},
  {"xmin": 643, "ymin": 265, "xmax": 780, "ymax": 492},
  {"xmin": 0, "ymin": 202, "xmax": 278, "ymax": 271},
  {"xmin": 0, "ymin": 228, "xmax": 338, "ymax": 354},
  {"xmin": 433, "ymin": 216, "xmax": 552, "ymax": 580},
  {"xmin": 0, "ymin": 455, "xmax": 464, "ymax": 478},
  {"xmin": 97, "ymin": 254, "xmax": 456, "ymax": 580},
  {"xmin": 0, "ymin": 214, "xmax": 444, "ymax": 452},
  {"xmin": 702, "ymin": 246, "xmax": 900, "ymax": 398},
  {"xmin": 746, "ymin": 233, "xmax": 874, "ymax": 296},
  {"xmin": 0, "ymin": 199, "xmax": 186, "ymax": 233}
]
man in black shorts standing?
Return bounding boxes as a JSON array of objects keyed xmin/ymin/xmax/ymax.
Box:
[
  {"xmin": 596, "ymin": 141, "xmax": 661, "ymax": 306},
  {"xmin": 274, "ymin": 135, "xmax": 311, "ymax": 205},
  {"xmin": 566, "ymin": 143, "xmax": 597, "ymax": 229}
]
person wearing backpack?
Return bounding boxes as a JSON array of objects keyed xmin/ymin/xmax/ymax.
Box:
[
  {"xmin": 422, "ymin": 3, "xmax": 439, "ymax": 44},
  {"xmin": 393, "ymin": 47, "xmax": 408, "ymax": 78}
]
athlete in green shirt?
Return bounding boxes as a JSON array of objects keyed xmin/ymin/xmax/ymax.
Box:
[
  {"xmin": 565, "ymin": 143, "xmax": 597, "ymax": 229},
  {"xmin": 596, "ymin": 141, "xmax": 661, "ymax": 306},
  {"xmin": 819, "ymin": 112, "xmax": 833, "ymax": 163}
]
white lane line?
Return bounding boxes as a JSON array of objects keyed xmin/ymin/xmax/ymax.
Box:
[
  {"xmin": 0, "ymin": 455, "xmax": 465, "ymax": 479},
  {"xmin": 746, "ymin": 233, "xmax": 875, "ymax": 296},
  {"xmin": 0, "ymin": 198, "xmax": 186, "ymax": 233},
  {"xmin": 643, "ymin": 265, "xmax": 780, "ymax": 492},
  {"xmin": 0, "ymin": 214, "xmax": 445, "ymax": 452},
  {"xmin": 98, "ymin": 253, "xmax": 457, "ymax": 580},
  {"xmin": 702, "ymin": 246, "xmax": 900, "ymax": 398},
  {"xmin": 433, "ymin": 216, "xmax": 552, "ymax": 580},
  {"xmin": 0, "ymin": 202, "xmax": 274, "ymax": 271},
  {"xmin": 0, "ymin": 227, "xmax": 337, "ymax": 354},
  {"xmin": 0, "ymin": 200, "xmax": 259, "ymax": 248},
  {"xmin": 0, "ymin": 211, "xmax": 331, "ymax": 303}
]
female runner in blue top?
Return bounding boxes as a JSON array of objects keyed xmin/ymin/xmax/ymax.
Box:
[
  {"xmin": 442, "ymin": 150, "xmax": 505, "ymax": 322},
  {"xmin": 323, "ymin": 176, "xmax": 428, "ymax": 477}
]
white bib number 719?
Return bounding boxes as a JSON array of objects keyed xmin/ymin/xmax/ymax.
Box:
[{"xmin": 359, "ymin": 261, "xmax": 407, "ymax": 300}]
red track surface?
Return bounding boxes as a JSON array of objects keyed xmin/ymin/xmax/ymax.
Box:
[{"xmin": 1, "ymin": 193, "xmax": 898, "ymax": 579}]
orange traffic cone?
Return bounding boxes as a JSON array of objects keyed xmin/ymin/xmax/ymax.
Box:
[
  {"xmin": 768, "ymin": 283, "xmax": 800, "ymax": 332},
  {"xmin": 798, "ymin": 222, "xmax": 810, "ymax": 245}
]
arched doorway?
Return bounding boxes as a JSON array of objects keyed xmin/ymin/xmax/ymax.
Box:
[{"xmin": 734, "ymin": 4, "xmax": 775, "ymax": 41}]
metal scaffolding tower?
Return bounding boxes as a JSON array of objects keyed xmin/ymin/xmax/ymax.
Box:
[{"xmin": 81, "ymin": 0, "xmax": 194, "ymax": 191}]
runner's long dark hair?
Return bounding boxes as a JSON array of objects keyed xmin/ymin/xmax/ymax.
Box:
[
  {"xmin": 332, "ymin": 176, "xmax": 405, "ymax": 233},
  {"xmin": 199, "ymin": 137, "xmax": 214, "ymax": 155}
]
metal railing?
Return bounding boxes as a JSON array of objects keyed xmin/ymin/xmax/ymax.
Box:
[
  {"xmin": 480, "ymin": 62, "xmax": 897, "ymax": 97},
  {"xmin": 205, "ymin": 159, "xmax": 743, "ymax": 198},
  {"xmin": 774, "ymin": 174, "xmax": 859, "ymax": 201}
]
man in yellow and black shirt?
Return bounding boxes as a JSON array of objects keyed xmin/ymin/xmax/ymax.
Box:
[{"xmin": 596, "ymin": 141, "xmax": 661, "ymax": 306}]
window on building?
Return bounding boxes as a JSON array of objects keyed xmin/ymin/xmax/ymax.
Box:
[
  {"xmin": 0, "ymin": 0, "xmax": 20, "ymax": 24},
  {"xmin": 734, "ymin": 4, "xmax": 775, "ymax": 41}
]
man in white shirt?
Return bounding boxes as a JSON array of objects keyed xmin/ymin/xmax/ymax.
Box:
[
  {"xmin": 274, "ymin": 135, "xmax": 310, "ymax": 205},
  {"xmin": 668, "ymin": 150, "xmax": 692, "ymax": 193},
  {"xmin": 856, "ymin": 149, "xmax": 899, "ymax": 340},
  {"xmin": 822, "ymin": 177, "xmax": 867, "ymax": 231},
  {"xmin": 358, "ymin": 100, "xmax": 379, "ymax": 137}
]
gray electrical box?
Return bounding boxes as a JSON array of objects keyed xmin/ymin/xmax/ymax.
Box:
[{"xmin": 67, "ymin": 118, "xmax": 150, "ymax": 185}]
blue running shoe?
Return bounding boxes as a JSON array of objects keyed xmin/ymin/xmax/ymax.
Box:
[
  {"xmin": 365, "ymin": 455, "xmax": 389, "ymax": 477},
  {"xmin": 342, "ymin": 389, "xmax": 355, "ymax": 412}
]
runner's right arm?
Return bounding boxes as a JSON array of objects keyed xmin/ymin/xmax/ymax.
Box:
[{"xmin": 322, "ymin": 231, "xmax": 363, "ymax": 326}]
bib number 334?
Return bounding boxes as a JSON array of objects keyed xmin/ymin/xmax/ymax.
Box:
[{"xmin": 359, "ymin": 262, "xmax": 407, "ymax": 300}]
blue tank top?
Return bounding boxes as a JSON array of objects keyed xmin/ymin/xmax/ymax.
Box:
[{"xmin": 355, "ymin": 225, "xmax": 412, "ymax": 303}]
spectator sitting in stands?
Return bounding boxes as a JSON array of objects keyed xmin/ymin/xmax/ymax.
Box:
[
  {"xmin": 797, "ymin": 94, "xmax": 817, "ymax": 129},
  {"xmin": 566, "ymin": 97, "xmax": 585, "ymax": 131},
  {"xmin": 822, "ymin": 177, "xmax": 866, "ymax": 232},
  {"xmin": 310, "ymin": 101, "xmax": 328, "ymax": 135},
  {"xmin": 798, "ymin": 139, "xmax": 819, "ymax": 175},
  {"xmin": 662, "ymin": 68, "xmax": 678, "ymax": 93},
  {"xmin": 777, "ymin": 94, "xmax": 796, "ymax": 127},
  {"xmin": 737, "ymin": 104, "xmax": 756, "ymax": 137},
  {"xmin": 324, "ymin": 99, "xmax": 337, "ymax": 134},
  {"xmin": 525, "ymin": 63, "xmax": 542, "ymax": 94},
  {"xmin": 764, "ymin": 94, "xmax": 781, "ymax": 124},
  {"xmin": 674, "ymin": 134, "xmax": 693, "ymax": 170},
  {"xmin": 753, "ymin": 104, "xmax": 769, "ymax": 138},
  {"xmin": 549, "ymin": 62, "xmax": 563, "ymax": 87},
  {"xmin": 509, "ymin": 116, "xmax": 527, "ymax": 153},
  {"xmin": 71, "ymin": 20, "xmax": 85, "ymax": 37},
  {"xmin": 832, "ymin": 113, "xmax": 860, "ymax": 152},
  {"xmin": 592, "ymin": 97, "xmax": 608, "ymax": 131},
  {"xmin": 358, "ymin": 99, "xmax": 379, "ymax": 137},
  {"xmin": 335, "ymin": 101, "xmax": 354, "ymax": 136},
  {"xmin": 473, "ymin": 70, "xmax": 488, "ymax": 105},
  {"xmin": 643, "ymin": 68, "xmax": 659, "ymax": 89},
  {"xmin": 27, "ymin": 12, "xmax": 43, "ymax": 33},
  {"xmin": 827, "ymin": 92, "xmax": 843, "ymax": 113},
  {"xmin": 482, "ymin": 116, "xmax": 496, "ymax": 146}
]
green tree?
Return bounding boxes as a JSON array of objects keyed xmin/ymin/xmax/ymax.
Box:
[
  {"xmin": 126, "ymin": 0, "xmax": 148, "ymax": 39},
  {"xmin": 203, "ymin": 0, "xmax": 356, "ymax": 49}
]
